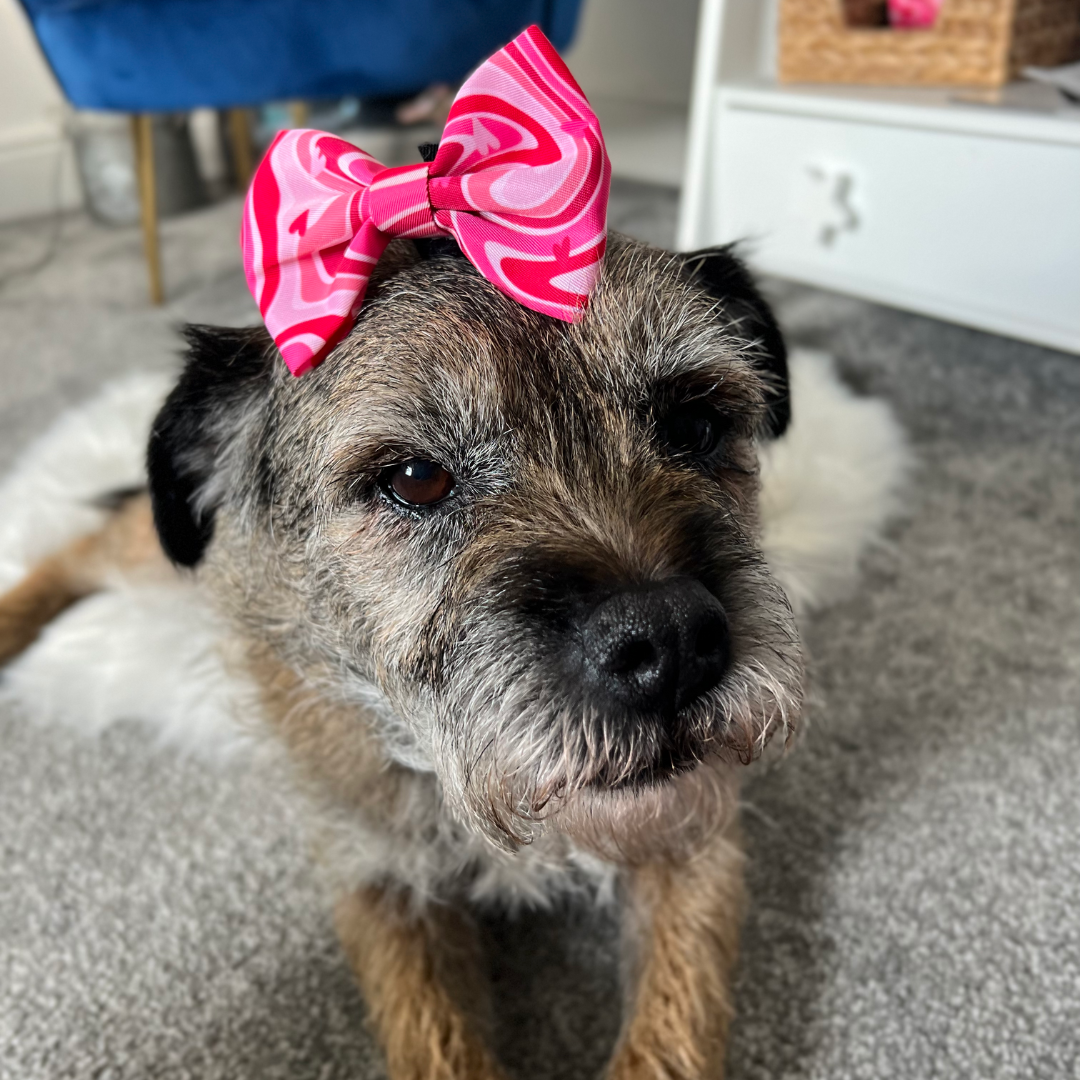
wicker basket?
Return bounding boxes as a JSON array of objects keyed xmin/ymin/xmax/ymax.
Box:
[{"xmin": 779, "ymin": 0, "xmax": 1080, "ymax": 87}]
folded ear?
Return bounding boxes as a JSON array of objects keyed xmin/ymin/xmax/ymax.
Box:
[
  {"xmin": 682, "ymin": 245, "xmax": 790, "ymax": 438},
  {"xmin": 148, "ymin": 325, "xmax": 275, "ymax": 566}
]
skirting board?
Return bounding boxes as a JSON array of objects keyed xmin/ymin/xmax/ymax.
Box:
[{"xmin": 0, "ymin": 124, "xmax": 82, "ymax": 223}]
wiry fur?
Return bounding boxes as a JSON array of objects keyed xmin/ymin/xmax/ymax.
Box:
[
  {"xmin": 164, "ymin": 236, "xmax": 803, "ymax": 871},
  {"xmin": 0, "ymin": 232, "xmax": 909, "ymax": 1079}
]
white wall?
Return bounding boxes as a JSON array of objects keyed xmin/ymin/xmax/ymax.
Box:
[
  {"xmin": 0, "ymin": 0, "xmax": 82, "ymax": 222},
  {"xmin": 565, "ymin": 0, "xmax": 700, "ymax": 187},
  {"xmin": 566, "ymin": 0, "xmax": 700, "ymax": 108}
]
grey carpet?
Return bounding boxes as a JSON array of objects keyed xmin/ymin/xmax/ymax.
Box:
[{"xmin": 1, "ymin": 181, "xmax": 1078, "ymax": 1080}]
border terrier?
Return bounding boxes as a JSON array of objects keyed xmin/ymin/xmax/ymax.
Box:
[{"xmin": 0, "ymin": 232, "xmax": 804, "ymax": 1078}]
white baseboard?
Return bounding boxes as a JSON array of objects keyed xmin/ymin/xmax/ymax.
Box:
[{"xmin": 0, "ymin": 123, "xmax": 82, "ymax": 223}]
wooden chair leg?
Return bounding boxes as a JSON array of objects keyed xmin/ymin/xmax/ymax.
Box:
[
  {"xmin": 289, "ymin": 101, "xmax": 309, "ymax": 128},
  {"xmin": 227, "ymin": 108, "xmax": 254, "ymax": 190},
  {"xmin": 130, "ymin": 114, "xmax": 164, "ymax": 305}
]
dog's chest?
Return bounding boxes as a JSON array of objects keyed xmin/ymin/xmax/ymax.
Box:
[{"xmin": 310, "ymin": 771, "xmax": 618, "ymax": 909}]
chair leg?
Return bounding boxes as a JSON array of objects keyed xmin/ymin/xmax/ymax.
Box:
[
  {"xmin": 289, "ymin": 101, "xmax": 309, "ymax": 128},
  {"xmin": 227, "ymin": 108, "xmax": 254, "ymax": 190},
  {"xmin": 130, "ymin": 114, "xmax": 164, "ymax": 305}
]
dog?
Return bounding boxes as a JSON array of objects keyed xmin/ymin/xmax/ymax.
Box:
[{"xmin": 0, "ymin": 231, "xmax": 804, "ymax": 1079}]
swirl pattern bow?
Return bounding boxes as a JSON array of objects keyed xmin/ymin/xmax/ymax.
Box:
[{"xmin": 241, "ymin": 25, "xmax": 611, "ymax": 376}]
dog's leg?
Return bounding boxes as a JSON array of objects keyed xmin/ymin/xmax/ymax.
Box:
[
  {"xmin": 335, "ymin": 885, "xmax": 506, "ymax": 1080},
  {"xmin": 0, "ymin": 493, "xmax": 167, "ymax": 664},
  {"xmin": 608, "ymin": 822, "xmax": 745, "ymax": 1080}
]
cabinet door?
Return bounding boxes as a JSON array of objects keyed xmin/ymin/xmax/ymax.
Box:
[{"xmin": 711, "ymin": 95, "xmax": 1080, "ymax": 352}]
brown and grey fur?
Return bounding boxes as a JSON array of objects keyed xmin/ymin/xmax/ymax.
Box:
[{"xmin": 0, "ymin": 232, "xmax": 804, "ymax": 1078}]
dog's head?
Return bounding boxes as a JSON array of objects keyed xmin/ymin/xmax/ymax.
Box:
[{"xmin": 149, "ymin": 234, "xmax": 803, "ymax": 857}]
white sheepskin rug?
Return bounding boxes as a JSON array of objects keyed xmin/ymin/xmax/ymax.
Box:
[{"xmin": 0, "ymin": 351, "xmax": 909, "ymax": 762}]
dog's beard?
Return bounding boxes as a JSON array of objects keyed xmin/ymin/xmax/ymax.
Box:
[{"xmin": 428, "ymin": 577, "xmax": 804, "ymax": 858}]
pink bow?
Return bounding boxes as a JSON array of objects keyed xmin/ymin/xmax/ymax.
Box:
[{"xmin": 241, "ymin": 25, "xmax": 611, "ymax": 376}]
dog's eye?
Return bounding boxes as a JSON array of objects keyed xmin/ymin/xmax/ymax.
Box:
[
  {"xmin": 382, "ymin": 459, "xmax": 456, "ymax": 507},
  {"xmin": 659, "ymin": 404, "xmax": 730, "ymax": 459}
]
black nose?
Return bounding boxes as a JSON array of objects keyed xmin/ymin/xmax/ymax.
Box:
[{"xmin": 581, "ymin": 579, "xmax": 730, "ymax": 716}]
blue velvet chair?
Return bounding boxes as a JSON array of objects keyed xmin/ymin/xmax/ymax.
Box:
[{"xmin": 18, "ymin": 0, "xmax": 584, "ymax": 301}]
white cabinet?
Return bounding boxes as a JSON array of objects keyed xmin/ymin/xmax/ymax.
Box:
[{"xmin": 678, "ymin": 0, "xmax": 1080, "ymax": 353}]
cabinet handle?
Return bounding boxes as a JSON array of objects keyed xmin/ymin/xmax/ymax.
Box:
[{"xmin": 806, "ymin": 164, "xmax": 861, "ymax": 247}]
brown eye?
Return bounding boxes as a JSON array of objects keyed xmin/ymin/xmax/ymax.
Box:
[
  {"xmin": 660, "ymin": 404, "xmax": 730, "ymax": 459},
  {"xmin": 383, "ymin": 459, "xmax": 455, "ymax": 507}
]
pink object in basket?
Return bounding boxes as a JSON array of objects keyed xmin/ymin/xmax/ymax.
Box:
[{"xmin": 887, "ymin": 0, "xmax": 942, "ymax": 28}]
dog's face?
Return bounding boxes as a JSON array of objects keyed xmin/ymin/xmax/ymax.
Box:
[{"xmin": 149, "ymin": 234, "xmax": 803, "ymax": 857}]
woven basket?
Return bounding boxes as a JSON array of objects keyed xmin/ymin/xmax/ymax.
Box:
[{"xmin": 779, "ymin": 0, "xmax": 1080, "ymax": 87}]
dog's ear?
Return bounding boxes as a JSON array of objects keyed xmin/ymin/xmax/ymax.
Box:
[
  {"xmin": 148, "ymin": 325, "xmax": 274, "ymax": 567},
  {"xmin": 682, "ymin": 245, "xmax": 790, "ymax": 438}
]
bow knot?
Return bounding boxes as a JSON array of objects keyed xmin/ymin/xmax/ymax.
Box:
[
  {"xmin": 362, "ymin": 163, "xmax": 444, "ymax": 240},
  {"xmin": 242, "ymin": 25, "xmax": 610, "ymax": 376}
]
